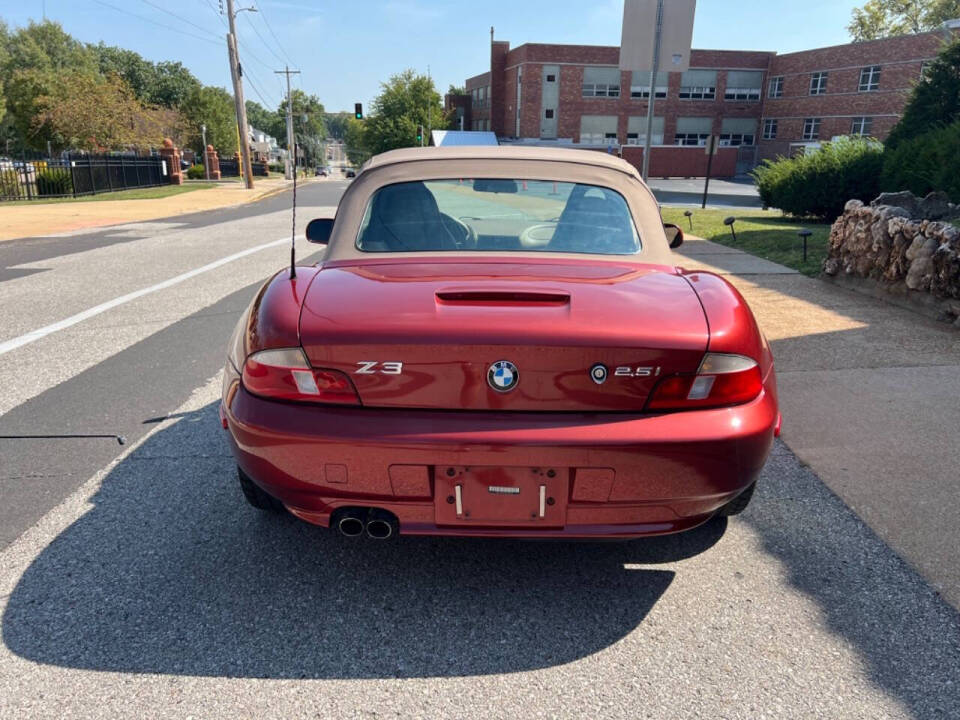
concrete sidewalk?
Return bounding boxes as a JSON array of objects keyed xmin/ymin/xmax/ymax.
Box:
[
  {"xmin": 676, "ymin": 236, "xmax": 960, "ymax": 608},
  {"xmin": 0, "ymin": 176, "xmax": 325, "ymax": 242}
]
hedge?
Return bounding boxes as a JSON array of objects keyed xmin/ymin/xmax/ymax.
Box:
[
  {"xmin": 36, "ymin": 168, "xmax": 74, "ymax": 197},
  {"xmin": 752, "ymin": 136, "xmax": 885, "ymax": 220},
  {"xmin": 881, "ymin": 120, "xmax": 960, "ymax": 204},
  {"xmin": 186, "ymin": 164, "xmax": 206, "ymax": 180}
]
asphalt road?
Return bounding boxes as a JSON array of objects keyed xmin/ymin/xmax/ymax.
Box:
[{"xmin": 1, "ymin": 180, "xmax": 958, "ymax": 718}]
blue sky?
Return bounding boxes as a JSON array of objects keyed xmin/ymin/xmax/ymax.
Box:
[{"xmin": 3, "ymin": 0, "xmax": 862, "ymax": 112}]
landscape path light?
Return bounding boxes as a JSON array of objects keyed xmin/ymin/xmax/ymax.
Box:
[
  {"xmin": 798, "ymin": 228, "xmax": 812, "ymax": 263},
  {"xmin": 723, "ymin": 216, "xmax": 736, "ymax": 242}
]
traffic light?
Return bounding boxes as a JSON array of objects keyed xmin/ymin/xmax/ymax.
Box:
[
  {"xmin": 417, "ymin": 124, "xmax": 423, "ymax": 144},
  {"xmin": 354, "ymin": 103, "xmax": 363, "ymax": 120}
]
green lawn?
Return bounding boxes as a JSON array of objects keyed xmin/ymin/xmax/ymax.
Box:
[
  {"xmin": 661, "ymin": 207, "xmax": 832, "ymax": 277},
  {"xmin": 2, "ymin": 182, "xmax": 218, "ymax": 205}
]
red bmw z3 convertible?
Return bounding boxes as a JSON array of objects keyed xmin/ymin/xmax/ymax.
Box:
[{"xmin": 220, "ymin": 146, "xmax": 780, "ymax": 540}]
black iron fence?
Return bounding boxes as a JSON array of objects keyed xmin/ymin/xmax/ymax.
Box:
[
  {"xmin": 217, "ymin": 157, "xmax": 269, "ymax": 178},
  {"xmin": 0, "ymin": 152, "xmax": 168, "ymax": 201}
]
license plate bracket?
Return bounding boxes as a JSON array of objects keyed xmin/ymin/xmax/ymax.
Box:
[{"xmin": 434, "ymin": 466, "xmax": 568, "ymax": 527}]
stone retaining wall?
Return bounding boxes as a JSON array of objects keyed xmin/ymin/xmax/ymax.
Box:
[{"xmin": 823, "ymin": 191, "xmax": 960, "ymax": 326}]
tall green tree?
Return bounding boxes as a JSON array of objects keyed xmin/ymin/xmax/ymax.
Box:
[
  {"xmin": 181, "ymin": 85, "xmax": 238, "ymax": 155},
  {"xmin": 278, "ymin": 89, "xmax": 326, "ymax": 164},
  {"xmin": 324, "ymin": 111, "xmax": 351, "ymax": 140},
  {"xmin": 0, "ymin": 21, "xmax": 11, "ymax": 127},
  {"xmin": 353, "ymin": 69, "xmax": 450, "ymax": 158},
  {"xmin": 886, "ymin": 39, "xmax": 960, "ymax": 147},
  {"xmin": 245, "ymin": 100, "xmax": 284, "ymax": 140},
  {"xmin": 1, "ymin": 20, "xmax": 97, "ymax": 148},
  {"xmin": 848, "ymin": 0, "xmax": 960, "ymax": 41}
]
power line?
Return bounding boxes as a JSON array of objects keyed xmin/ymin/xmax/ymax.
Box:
[
  {"xmin": 136, "ymin": 0, "xmax": 221, "ymax": 40},
  {"xmin": 90, "ymin": 0, "xmax": 223, "ymax": 45},
  {"xmin": 241, "ymin": 11, "xmax": 286, "ymax": 65},
  {"xmin": 254, "ymin": 1, "xmax": 296, "ymax": 67}
]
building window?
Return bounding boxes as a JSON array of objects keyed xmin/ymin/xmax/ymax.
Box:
[
  {"xmin": 762, "ymin": 118, "xmax": 778, "ymax": 140},
  {"xmin": 719, "ymin": 117, "xmax": 756, "ymax": 146},
  {"xmin": 579, "ymin": 115, "xmax": 618, "ymax": 145},
  {"xmin": 679, "ymin": 69, "xmax": 717, "ymax": 100},
  {"xmin": 546, "ymin": 74, "xmax": 556, "ymax": 82},
  {"xmin": 724, "ymin": 71, "xmax": 763, "ymax": 101},
  {"xmin": 809, "ymin": 71, "xmax": 828, "ymax": 95},
  {"xmin": 678, "ymin": 86, "xmax": 715, "ymax": 100},
  {"xmin": 544, "ymin": 109, "xmax": 554, "ymax": 119},
  {"xmin": 725, "ymin": 87, "xmax": 761, "ymax": 101},
  {"xmin": 582, "ymin": 83, "xmax": 620, "ymax": 98},
  {"xmin": 858, "ymin": 65, "xmax": 881, "ymax": 92},
  {"xmin": 768, "ymin": 75, "xmax": 783, "ymax": 98},
  {"xmin": 630, "ymin": 70, "xmax": 667, "ymax": 98},
  {"xmin": 718, "ymin": 133, "xmax": 755, "ymax": 146},
  {"xmin": 802, "ymin": 117, "xmax": 821, "ymax": 140},
  {"xmin": 674, "ymin": 133, "xmax": 709, "ymax": 146},
  {"xmin": 851, "ymin": 116, "xmax": 873, "ymax": 136},
  {"xmin": 626, "ymin": 116, "xmax": 664, "ymax": 145},
  {"xmin": 582, "ymin": 67, "xmax": 621, "ymax": 98}
]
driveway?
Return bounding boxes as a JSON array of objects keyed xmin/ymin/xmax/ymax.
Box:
[{"xmin": 649, "ymin": 177, "xmax": 762, "ymax": 209}]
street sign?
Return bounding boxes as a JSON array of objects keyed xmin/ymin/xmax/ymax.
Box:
[
  {"xmin": 704, "ymin": 135, "xmax": 719, "ymax": 155},
  {"xmin": 619, "ymin": 0, "xmax": 696, "ymax": 73}
]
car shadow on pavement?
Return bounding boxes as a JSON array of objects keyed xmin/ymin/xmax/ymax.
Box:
[
  {"xmin": 2, "ymin": 400, "xmax": 725, "ymax": 679},
  {"xmin": 743, "ymin": 441, "xmax": 960, "ymax": 718}
]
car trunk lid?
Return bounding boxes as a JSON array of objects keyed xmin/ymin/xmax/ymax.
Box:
[{"xmin": 300, "ymin": 259, "xmax": 708, "ymax": 411}]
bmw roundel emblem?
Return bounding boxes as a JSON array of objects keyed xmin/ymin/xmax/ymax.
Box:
[
  {"xmin": 487, "ymin": 360, "xmax": 519, "ymax": 393},
  {"xmin": 590, "ymin": 363, "xmax": 608, "ymax": 385}
]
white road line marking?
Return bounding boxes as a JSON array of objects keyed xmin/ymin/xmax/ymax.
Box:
[{"xmin": 0, "ymin": 236, "xmax": 289, "ymax": 357}]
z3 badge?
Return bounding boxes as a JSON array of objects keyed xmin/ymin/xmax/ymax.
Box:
[{"xmin": 355, "ymin": 361, "xmax": 403, "ymax": 375}]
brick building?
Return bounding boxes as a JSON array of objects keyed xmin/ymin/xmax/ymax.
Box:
[{"xmin": 456, "ymin": 26, "xmax": 957, "ymax": 175}]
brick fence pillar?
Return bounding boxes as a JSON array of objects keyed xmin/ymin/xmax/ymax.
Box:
[
  {"xmin": 159, "ymin": 138, "xmax": 183, "ymax": 185},
  {"xmin": 204, "ymin": 144, "xmax": 221, "ymax": 180}
]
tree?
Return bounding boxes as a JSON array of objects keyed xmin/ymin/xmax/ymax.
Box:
[
  {"xmin": 150, "ymin": 61, "xmax": 201, "ymax": 108},
  {"xmin": 886, "ymin": 39, "xmax": 960, "ymax": 147},
  {"xmin": 355, "ymin": 69, "xmax": 450, "ymax": 158},
  {"xmin": 447, "ymin": 84, "xmax": 467, "ymax": 96},
  {"xmin": 848, "ymin": 0, "xmax": 960, "ymax": 41},
  {"xmin": 1, "ymin": 20, "xmax": 97, "ymax": 148},
  {"xmin": 33, "ymin": 71, "xmax": 169, "ymax": 151},
  {"xmin": 278, "ymin": 89, "xmax": 326, "ymax": 164},
  {"xmin": 181, "ymin": 85, "xmax": 238, "ymax": 155},
  {"xmin": 344, "ymin": 117, "xmax": 369, "ymax": 166},
  {"xmin": 324, "ymin": 111, "xmax": 351, "ymax": 140},
  {"xmin": 245, "ymin": 100, "xmax": 284, "ymax": 140}
]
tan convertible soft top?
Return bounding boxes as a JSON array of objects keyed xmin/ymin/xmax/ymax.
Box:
[{"xmin": 322, "ymin": 146, "xmax": 674, "ymax": 265}]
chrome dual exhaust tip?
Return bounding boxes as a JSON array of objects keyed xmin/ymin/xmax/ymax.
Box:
[
  {"xmin": 334, "ymin": 508, "xmax": 398, "ymax": 540},
  {"xmin": 337, "ymin": 512, "xmax": 365, "ymax": 538}
]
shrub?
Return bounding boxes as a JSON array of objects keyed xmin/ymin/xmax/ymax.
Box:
[
  {"xmin": 35, "ymin": 168, "xmax": 74, "ymax": 197},
  {"xmin": 752, "ymin": 136, "xmax": 884, "ymax": 220},
  {"xmin": 268, "ymin": 161, "xmax": 284, "ymax": 174},
  {"xmin": 186, "ymin": 164, "xmax": 207, "ymax": 180},
  {"xmin": 881, "ymin": 120, "xmax": 960, "ymax": 203}
]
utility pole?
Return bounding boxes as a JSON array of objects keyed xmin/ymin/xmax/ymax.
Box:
[
  {"xmin": 275, "ymin": 66, "xmax": 301, "ymax": 180},
  {"xmin": 225, "ymin": 0, "xmax": 255, "ymax": 189},
  {"xmin": 641, "ymin": 0, "xmax": 664, "ymax": 183}
]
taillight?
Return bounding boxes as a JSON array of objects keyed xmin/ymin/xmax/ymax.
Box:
[
  {"xmin": 242, "ymin": 348, "xmax": 360, "ymax": 405},
  {"xmin": 647, "ymin": 353, "xmax": 763, "ymax": 411}
]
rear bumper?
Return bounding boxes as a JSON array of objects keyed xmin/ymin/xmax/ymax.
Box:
[{"xmin": 222, "ymin": 382, "xmax": 777, "ymax": 538}]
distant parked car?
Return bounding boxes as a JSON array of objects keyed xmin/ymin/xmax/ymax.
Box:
[
  {"xmin": 315, "ymin": 167, "xmax": 328, "ymax": 177},
  {"xmin": 344, "ymin": 168, "xmax": 356, "ymax": 178}
]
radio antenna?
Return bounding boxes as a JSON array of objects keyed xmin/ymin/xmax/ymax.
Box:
[{"xmin": 290, "ymin": 141, "xmax": 297, "ymax": 279}]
